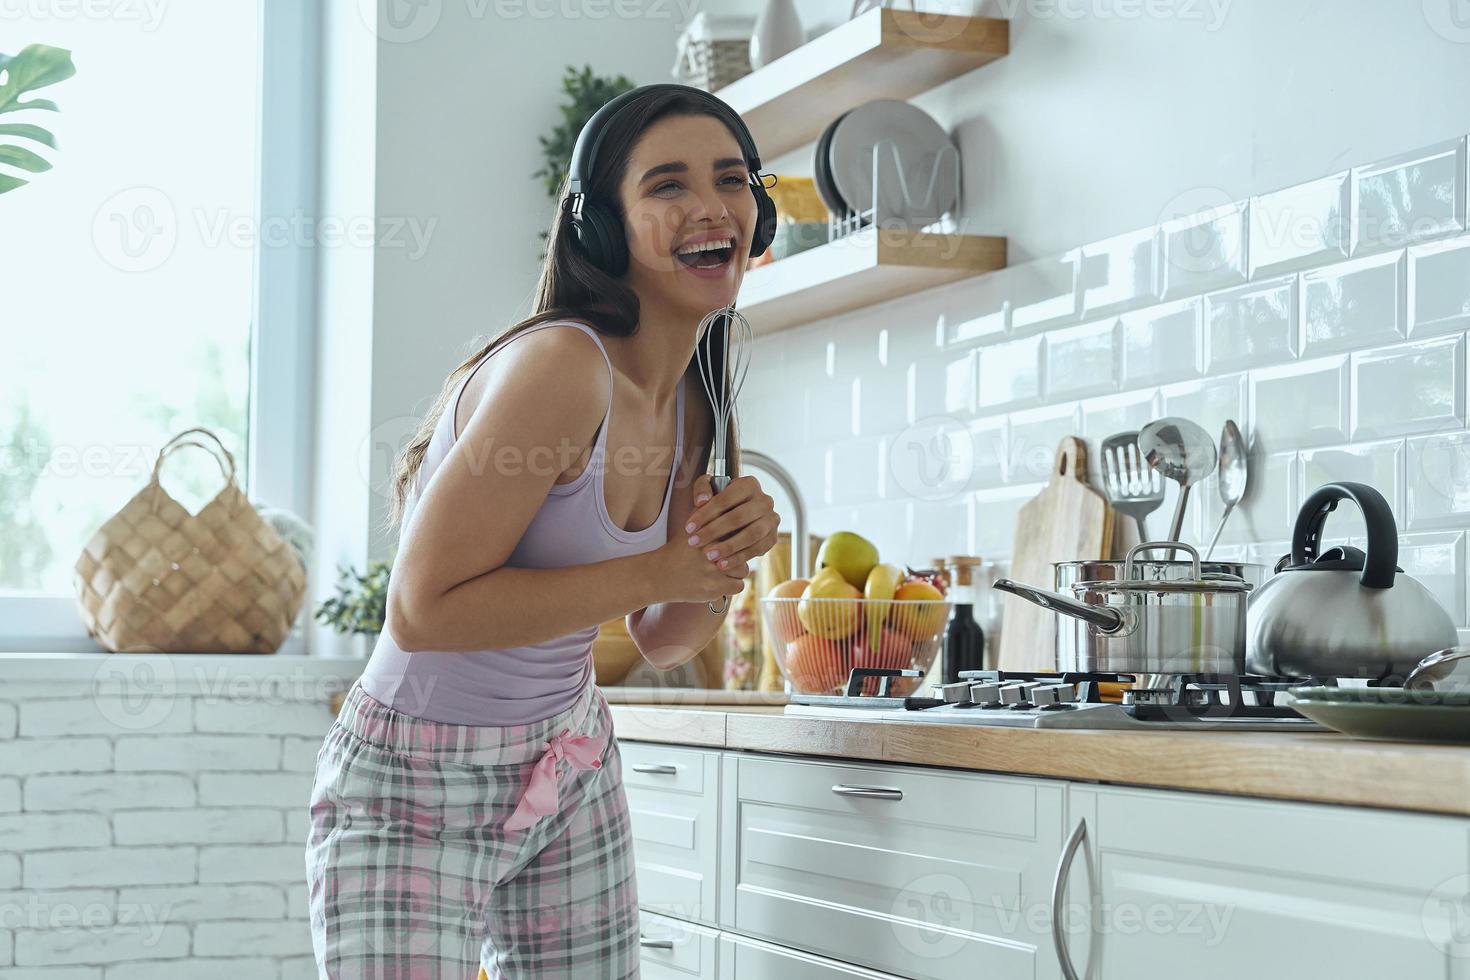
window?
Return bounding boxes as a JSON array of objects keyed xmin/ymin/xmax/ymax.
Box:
[{"xmin": 0, "ymin": 1, "xmax": 317, "ymax": 651}]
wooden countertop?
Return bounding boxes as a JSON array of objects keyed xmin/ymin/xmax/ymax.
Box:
[{"xmin": 608, "ymin": 702, "xmax": 1470, "ymax": 818}]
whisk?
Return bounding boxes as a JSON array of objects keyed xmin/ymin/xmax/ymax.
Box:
[{"xmin": 695, "ymin": 303, "xmax": 753, "ymax": 613}]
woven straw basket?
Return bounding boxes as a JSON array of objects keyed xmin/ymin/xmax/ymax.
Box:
[{"xmin": 73, "ymin": 426, "xmax": 307, "ymax": 654}]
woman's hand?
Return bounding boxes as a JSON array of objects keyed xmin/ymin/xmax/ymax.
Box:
[
  {"xmin": 648, "ymin": 530, "xmax": 749, "ymax": 605},
  {"xmin": 683, "ymin": 473, "xmax": 780, "ymax": 578}
]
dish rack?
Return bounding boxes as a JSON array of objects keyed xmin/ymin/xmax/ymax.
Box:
[
  {"xmin": 759, "ymin": 596, "xmax": 954, "ymax": 695},
  {"xmin": 828, "ymin": 137, "xmax": 963, "ymax": 241}
]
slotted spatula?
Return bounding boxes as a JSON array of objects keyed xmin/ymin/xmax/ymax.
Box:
[{"xmin": 1100, "ymin": 430, "xmax": 1164, "ymax": 541}]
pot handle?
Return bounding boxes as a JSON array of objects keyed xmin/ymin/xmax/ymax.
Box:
[
  {"xmin": 993, "ymin": 579, "xmax": 1126, "ymax": 634},
  {"xmin": 1292, "ymin": 482, "xmax": 1398, "ymax": 589}
]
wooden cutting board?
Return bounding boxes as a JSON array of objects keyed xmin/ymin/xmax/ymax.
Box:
[{"xmin": 997, "ymin": 436, "xmax": 1114, "ymax": 672}]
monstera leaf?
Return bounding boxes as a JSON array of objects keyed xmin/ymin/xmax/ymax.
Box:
[{"xmin": 0, "ymin": 44, "xmax": 76, "ymax": 195}]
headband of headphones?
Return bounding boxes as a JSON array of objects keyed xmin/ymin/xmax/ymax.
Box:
[{"xmin": 566, "ymin": 83, "xmax": 765, "ymax": 199}]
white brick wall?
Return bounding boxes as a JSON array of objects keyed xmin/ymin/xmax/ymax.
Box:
[{"xmin": 0, "ymin": 659, "xmax": 354, "ymax": 976}]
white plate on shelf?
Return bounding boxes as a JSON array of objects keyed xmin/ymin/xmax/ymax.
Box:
[{"xmin": 828, "ymin": 99, "xmax": 959, "ymax": 229}]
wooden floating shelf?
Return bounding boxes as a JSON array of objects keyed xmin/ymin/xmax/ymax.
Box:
[
  {"xmin": 739, "ymin": 228, "xmax": 1007, "ymax": 336},
  {"xmin": 717, "ymin": 9, "xmax": 1009, "ymax": 162}
]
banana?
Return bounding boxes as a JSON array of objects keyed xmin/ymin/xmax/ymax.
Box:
[{"xmin": 862, "ymin": 562, "xmax": 905, "ymax": 655}]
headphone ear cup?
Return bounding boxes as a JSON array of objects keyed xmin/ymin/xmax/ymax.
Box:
[
  {"xmin": 748, "ymin": 183, "xmax": 778, "ymax": 258},
  {"xmin": 573, "ymin": 197, "xmax": 629, "ymax": 277}
]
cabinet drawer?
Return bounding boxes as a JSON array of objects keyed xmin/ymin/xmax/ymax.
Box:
[
  {"xmin": 638, "ymin": 909, "xmax": 719, "ymax": 979},
  {"xmin": 724, "ymin": 752, "xmax": 1064, "ymax": 980},
  {"xmin": 621, "ymin": 741, "xmax": 721, "ymax": 925},
  {"xmin": 717, "ymin": 931, "xmax": 908, "ymax": 980},
  {"xmin": 1064, "ymin": 785, "xmax": 1470, "ymax": 978}
]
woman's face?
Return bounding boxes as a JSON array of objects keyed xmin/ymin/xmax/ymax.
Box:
[{"xmin": 617, "ymin": 113, "xmax": 758, "ymax": 318}]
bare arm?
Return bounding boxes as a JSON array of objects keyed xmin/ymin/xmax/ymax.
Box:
[{"xmin": 386, "ymin": 328, "xmax": 741, "ymax": 652}]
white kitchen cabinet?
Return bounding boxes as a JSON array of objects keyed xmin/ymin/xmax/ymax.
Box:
[
  {"xmin": 621, "ymin": 741, "xmax": 722, "ymax": 925},
  {"xmin": 716, "ymin": 931, "xmax": 911, "ymax": 980},
  {"xmin": 1057, "ymin": 784, "xmax": 1470, "ymax": 979},
  {"xmin": 639, "ymin": 909, "xmax": 721, "ymax": 979},
  {"xmin": 719, "ymin": 751, "xmax": 1066, "ymax": 980}
]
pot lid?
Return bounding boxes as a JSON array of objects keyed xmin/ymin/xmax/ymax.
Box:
[{"xmin": 1075, "ymin": 574, "xmax": 1251, "ymax": 594}]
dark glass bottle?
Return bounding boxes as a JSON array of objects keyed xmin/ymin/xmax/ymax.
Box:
[{"xmin": 942, "ymin": 556, "xmax": 986, "ymax": 685}]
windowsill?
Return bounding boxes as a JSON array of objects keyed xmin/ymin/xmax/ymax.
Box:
[{"xmin": 0, "ymin": 651, "xmax": 370, "ymax": 688}]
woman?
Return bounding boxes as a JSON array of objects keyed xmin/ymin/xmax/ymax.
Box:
[{"xmin": 306, "ymin": 84, "xmax": 781, "ymax": 978}]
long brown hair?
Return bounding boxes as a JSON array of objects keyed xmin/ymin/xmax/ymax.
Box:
[{"xmin": 383, "ymin": 89, "xmax": 744, "ymax": 535}]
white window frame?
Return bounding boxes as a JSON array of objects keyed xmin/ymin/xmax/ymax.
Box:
[{"xmin": 1, "ymin": 0, "xmax": 321, "ymax": 654}]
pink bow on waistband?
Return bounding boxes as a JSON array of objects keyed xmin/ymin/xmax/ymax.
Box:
[{"xmin": 502, "ymin": 727, "xmax": 607, "ymax": 832}]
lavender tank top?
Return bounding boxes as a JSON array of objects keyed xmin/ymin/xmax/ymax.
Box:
[{"xmin": 358, "ymin": 319, "xmax": 684, "ymax": 726}]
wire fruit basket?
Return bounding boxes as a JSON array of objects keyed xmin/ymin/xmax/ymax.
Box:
[{"xmin": 759, "ymin": 596, "xmax": 952, "ymax": 696}]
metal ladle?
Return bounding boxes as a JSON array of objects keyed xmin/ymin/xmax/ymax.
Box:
[
  {"xmin": 1204, "ymin": 419, "xmax": 1248, "ymax": 559},
  {"xmin": 1139, "ymin": 417, "xmax": 1217, "ymax": 543}
]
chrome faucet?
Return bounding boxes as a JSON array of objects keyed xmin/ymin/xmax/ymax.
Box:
[{"xmin": 740, "ymin": 449, "xmax": 808, "ymax": 578}]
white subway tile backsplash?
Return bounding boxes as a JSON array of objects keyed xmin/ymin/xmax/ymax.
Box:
[
  {"xmin": 1408, "ymin": 236, "xmax": 1470, "ymax": 337},
  {"xmin": 908, "ymin": 496, "xmax": 973, "ymax": 563},
  {"xmin": 1159, "ymin": 373, "xmax": 1248, "ymax": 448},
  {"xmin": 972, "ymin": 484, "xmax": 1038, "ymax": 560},
  {"xmin": 1351, "ymin": 334, "xmax": 1466, "ymax": 439},
  {"xmin": 1159, "ymin": 199, "xmax": 1248, "ymax": 299},
  {"xmin": 1078, "ymin": 389, "xmax": 1161, "ymax": 445},
  {"xmin": 943, "ymin": 269, "xmax": 1010, "ymax": 346},
  {"xmin": 1198, "ymin": 449, "xmax": 1300, "ymax": 550},
  {"xmin": 1044, "ymin": 318, "xmax": 1119, "ymax": 399},
  {"xmin": 905, "ymin": 348, "xmax": 977, "ymax": 424},
  {"xmin": 1407, "ymin": 431, "xmax": 1470, "ymax": 530},
  {"xmin": 1249, "ymin": 172, "xmax": 1350, "ymax": 278},
  {"xmin": 1009, "ymin": 254, "xmax": 1078, "ymax": 335},
  {"xmin": 1300, "ymin": 250, "xmax": 1405, "ymax": 355},
  {"xmin": 963, "ymin": 414, "xmax": 1008, "ymax": 491},
  {"xmin": 1006, "ymin": 403, "xmax": 1083, "ymax": 485},
  {"xmin": 1397, "ymin": 531, "xmax": 1466, "ymax": 625},
  {"xmin": 1249, "ymin": 356, "xmax": 1348, "ymax": 450},
  {"xmin": 743, "ymin": 137, "xmax": 1470, "ymax": 620},
  {"xmin": 829, "ymin": 436, "xmax": 882, "ymax": 506},
  {"xmin": 1079, "ymin": 226, "xmax": 1158, "ymax": 319},
  {"xmin": 1205, "ymin": 276, "xmax": 1297, "ymax": 372},
  {"xmin": 1352, "ymin": 137, "xmax": 1468, "ymax": 254},
  {"xmin": 1121, "ymin": 298, "xmax": 1200, "ymax": 387},
  {"xmin": 976, "ymin": 333, "xmax": 1042, "ymax": 409},
  {"xmin": 1299, "ymin": 439, "xmax": 1405, "ymax": 538}
]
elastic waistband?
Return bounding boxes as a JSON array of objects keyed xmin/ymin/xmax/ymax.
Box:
[{"xmin": 334, "ymin": 675, "xmax": 606, "ymax": 767}]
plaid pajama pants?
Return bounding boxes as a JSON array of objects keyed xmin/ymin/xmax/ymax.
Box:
[{"xmin": 305, "ymin": 676, "xmax": 640, "ymax": 979}]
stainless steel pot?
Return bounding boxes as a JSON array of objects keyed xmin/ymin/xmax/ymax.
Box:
[
  {"xmin": 1054, "ymin": 554, "xmax": 1264, "ymax": 672},
  {"xmin": 995, "ymin": 542, "xmax": 1253, "ymax": 675}
]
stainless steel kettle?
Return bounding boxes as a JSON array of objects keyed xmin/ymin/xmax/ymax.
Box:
[{"xmin": 1245, "ymin": 481, "xmax": 1457, "ymax": 680}]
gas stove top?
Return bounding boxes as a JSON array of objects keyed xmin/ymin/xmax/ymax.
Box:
[{"xmin": 783, "ymin": 668, "xmax": 1328, "ymax": 731}]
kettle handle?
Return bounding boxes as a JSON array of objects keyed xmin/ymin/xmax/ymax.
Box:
[{"xmin": 1292, "ymin": 482, "xmax": 1398, "ymax": 589}]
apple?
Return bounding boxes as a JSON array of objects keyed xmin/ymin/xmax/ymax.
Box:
[
  {"xmin": 785, "ymin": 633, "xmax": 851, "ymax": 693},
  {"xmin": 815, "ymin": 531, "xmax": 880, "ymax": 589},
  {"xmin": 765, "ymin": 578, "xmax": 808, "ymax": 643}
]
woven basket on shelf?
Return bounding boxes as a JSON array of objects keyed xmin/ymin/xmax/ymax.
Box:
[
  {"xmin": 72, "ymin": 426, "xmax": 307, "ymax": 654},
  {"xmin": 672, "ymin": 13, "xmax": 756, "ymax": 92}
]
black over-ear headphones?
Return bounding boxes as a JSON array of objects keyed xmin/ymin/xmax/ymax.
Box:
[{"xmin": 564, "ymin": 82, "xmax": 778, "ymax": 277}]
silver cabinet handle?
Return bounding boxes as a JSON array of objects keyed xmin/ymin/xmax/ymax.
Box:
[
  {"xmin": 831, "ymin": 783, "xmax": 904, "ymax": 800},
  {"xmin": 638, "ymin": 935, "xmax": 675, "ymax": 949},
  {"xmin": 1052, "ymin": 818, "xmax": 1090, "ymax": 980},
  {"xmin": 631, "ymin": 763, "xmax": 678, "ymax": 775}
]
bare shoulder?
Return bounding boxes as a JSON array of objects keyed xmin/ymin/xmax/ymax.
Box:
[{"xmin": 456, "ymin": 322, "xmax": 611, "ymax": 440}]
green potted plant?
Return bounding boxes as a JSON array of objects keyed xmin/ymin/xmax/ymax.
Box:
[
  {"xmin": 1, "ymin": 43, "xmax": 75, "ymax": 195},
  {"xmin": 532, "ymin": 65, "xmax": 634, "ymax": 256},
  {"xmin": 315, "ymin": 559, "xmax": 391, "ymax": 658}
]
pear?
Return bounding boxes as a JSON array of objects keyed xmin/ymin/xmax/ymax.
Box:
[
  {"xmin": 797, "ymin": 567, "xmax": 861, "ymax": 639},
  {"xmin": 815, "ymin": 531, "xmax": 880, "ymax": 590}
]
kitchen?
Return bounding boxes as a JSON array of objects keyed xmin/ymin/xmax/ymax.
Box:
[{"xmin": 4, "ymin": 0, "xmax": 1470, "ymax": 977}]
